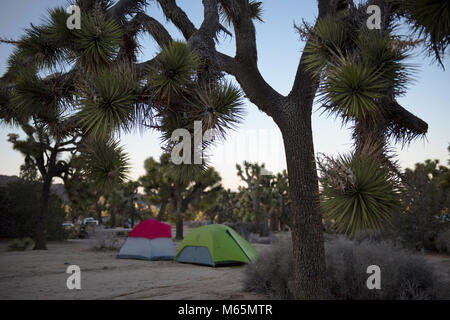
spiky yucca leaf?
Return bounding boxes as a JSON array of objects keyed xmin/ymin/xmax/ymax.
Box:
[
  {"xmin": 0, "ymin": 83, "xmax": 24, "ymax": 125},
  {"xmin": 191, "ymin": 81, "xmax": 245, "ymax": 140},
  {"xmin": 16, "ymin": 24, "xmax": 66, "ymax": 70},
  {"xmin": 218, "ymin": 0, "xmax": 264, "ymax": 25},
  {"xmin": 249, "ymin": 0, "xmax": 264, "ymax": 22},
  {"xmin": 320, "ymin": 153, "xmax": 400, "ymax": 236},
  {"xmin": 11, "ymin": 69, "xmax": 57, "ymax": 120},
  {"xmin": 6, "ymin": 48, "xmax": 35, "ymax": 77},
  {"xmin": 321, "ymin": 57, "xmax": 389, "ymax": 122},
  {"xmin": 78, "ymin": 67, "xmax": 138, "ymax": 137},
  {"xmin": 169, "ymin": 161, "xmax": 207, "ymax": 186},
  {"xmin": 44, "ymin": 7, "xmax": 76, "ymax": 47},
  {"xmin": 402, "ymin": 0, "xmax": 450, "ymax": 66},
  {"xmin": 74, "ymin": 14, "xmax": 123, "ymax": 72},
  {"xmin": 149, "ymin": 41, "xmax": 201, "ymax": 104},
  {"xmin": 84, "ymin": 139, "xmax": 130, "ymax": 191},
  {"xmin": 303, "ymin": 16, "xmax": 350, "ymax": 76},
  {"xmin": 157, "ymin": 81, "xmax": 244, "ymax": 159},
  {"xmin": 357, "ymin": 31, "xmax": 412, "ymax": 97}
]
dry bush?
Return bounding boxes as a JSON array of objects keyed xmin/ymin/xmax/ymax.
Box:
[
  {"xmin": 436, "ymin": 228, "xmax": 450, "ymax": 253},
  {"xmin": 226, "ymin": 222, "xmax": 259, "ymax": 241},
  {"xmin": 243, "ymin": 234, "xmax": 292, "ymax": 299},
  {"xmin": 186, "ymin": 220, "xmax": 207, "ymax": 228},
  {"xmin": 87, "ymin": 226, "xmax": 121, "ymax": 251},
  {"xmin": 7, "ymin": 237, "xmax": 34, "ymax": 251},
  {"xmin": 244, "ymin": 236, "xmax": 450, "ymax": 299}
]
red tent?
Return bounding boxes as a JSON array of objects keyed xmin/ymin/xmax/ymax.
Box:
[{"xmin": 128, "ymin": 219, "xmax": 172, "ymax": 240}]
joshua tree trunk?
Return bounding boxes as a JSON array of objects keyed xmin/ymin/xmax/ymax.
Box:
[
  {"xmin": 33, "ymin": 176, "xmax": 52, "ymax": 250},
  {"xmin": 281, "ymin": 103, "xmax": 328, "ymax": 299},
  {"xmin": 175, "ymin": 196, "xmax": 184, "ymax": 240},
  {"xmin": 261, "ymin": 207, "xmax": 270, "ymax": 237},
  {"xmin": 270, "ymin": 208, "xmax": 279, "ymax": 232},
  {"xmin": 96, "ymin": 202, "xmax": 103, "ymax": 224},
  {"xmin": 157, "ymin": 200, "xmax": 168, "ymax": 221},
  {"xmin": 250, "ymin": 187, "xmax": 262, "ymax": 234},
  {"xmin": 130, "ymin": 201, "xmax": 136, "ymax": 228},
  {"xmin": 175, "ymin": 213, "xmax": 183, "ymax": 240},
  {"xmin": 110, "ymin": 207, "xmax": 116, "ymax": 228}
]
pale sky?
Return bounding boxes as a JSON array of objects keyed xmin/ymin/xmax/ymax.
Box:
[{"xmin": 0, "ymin": 0, "xmax": 449, "ymax": 190}]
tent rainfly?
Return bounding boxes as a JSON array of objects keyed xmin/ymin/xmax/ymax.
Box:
[
  {"xmin": 117, "ymin": 219, "xmax": 176, "ymax": 261},
  {"xmin": 175, "ymin": 224, "xmax": 258, "ymax": 267}
]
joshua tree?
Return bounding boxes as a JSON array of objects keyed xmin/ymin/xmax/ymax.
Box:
[
  {"xmin": 140, "ymin": 153, "xmax": 222, "ymax": 239},
  {"xmin": 170, "ymin": 166, "xmax": 221, "ymax": 239},
  {"xmin": 1, "ymin": 73, "xmax": 82, "ymax": 249},
  {"xmin": 236, "ymin": 161, "xmax": 266, "ymax": 235},
  {"xmin": 83, "ymin": 138, "xmax": 131, "ymax": 227},
  {"xmin": 59, "ymin": 154, "xmax": 103, "ymax": 222},
  {"xmin": 1, "ymin": 0, "xmax": 448, "ymax": 298},
  {"xmin": 140, "ymin": 156, "xmax": 172, "ymax": 221},
  {"xmin": 261, "ymin": 170, "xmax": 290, "ymax": 232},
  {"xmin": 194, "ymin": 185, "xmax": 231, "ymax": 223}
]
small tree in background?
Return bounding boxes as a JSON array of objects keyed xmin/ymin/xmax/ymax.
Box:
[
  {"xmin": 140, "ymin": 153, "xmax": 222, "ymax": 239},
  {"xmin": 236, "ymin": 161, "xmax": 266, "ymax": 235},
  {"xmin": 392, "ymin": 152, "xmax": 450, "ymax": 250},
  {"xmin": 140, "ymin": 156, "xmax": 172, "ymax": 221},
  {"xmin": 83, "ymin": 138, "xmax": 131, "ymax": 228},
  {"xmin": 2, "ymin": 95, "xmax": 82, "ymax": 249}
]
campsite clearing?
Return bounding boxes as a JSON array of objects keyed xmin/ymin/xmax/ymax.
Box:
[
  {"xmin": 1, "ymin": 232, "xmax": 449, "ymax": 300},
  {"xmin": 0, "ymin": 237, "xmax": 268, "ymax": 300}
]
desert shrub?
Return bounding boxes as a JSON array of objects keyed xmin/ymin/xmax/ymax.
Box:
[
  {"xmin": 88, "ymin": 226, "xmax": 120, "ymax": 250},
  {"xmin": 7, "ymin": 237, "xmax": 34, "ymax": 251},
  {"xmin": 244, "ymin": 236, "xmax": 449, "ymax": 299},
  {"xmin": 66, "ymin": 225, "xmax": 87, "ymax": 239},
  {"xmin": 0, "ymin": 180, "xmax": 66, "ymax": 240},
  {"xmin": 390, "ymin": 159, "xmax": 450, "ymax": 251},
  {"xmin": 436, "ymin": 228, "xmax": 450, "ymax": 253},
  {"xmin": 227, "ymin": 222, "xmax": 259, "ymax": 241},
  {"xmin": 243, "ymin": 235, "xmax": 292, "ymax": 299},
  {"xmin": 186, "ymin": 220, "xmax": 207, "ymax": 228},
  {"xmin": 115, "ymin": 230, "xmax": 129, "ymax": 237},
  {"xmin": 325, "ymin": 238, "xmax": 447, "ymax": 299}
]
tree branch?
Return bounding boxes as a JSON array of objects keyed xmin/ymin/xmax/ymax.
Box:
[
  {"xmin": 217, "ymin": 0, "xmax": 284, "ymax": 118},
  {"xmin": 181, "ymin": 186, "xmax": 202, "ymax": 212},
  {"xmin": 384, "ymin": 100, "xmax": 428, "ymax": 137},
  {"xmin": 129, "ymin": 12, "xmax": 173, "ymax": 48},
  {"xmin": 198, "ymin": 0, "xmax": 221, "ymax": 39},
  {"xmin": 135, "ymin": 55, "xmax": 159, "ymax": 77},
  {"xmin": 289, "ymin": 0, "xmax": 347, "ymax": 103},
  {"xmin": 107, "ymin": 0, "xmax": 148, "ymax": 20},
  {"xmin": 157, "ymin": 0, "xmax": 197, "ymax": 39}
]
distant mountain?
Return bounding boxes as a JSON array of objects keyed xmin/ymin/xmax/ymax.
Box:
[
  {"xmin": 0, "ymin": 174, "xmax": 19, "ymax": 187},
  {"xmin": 0, "ymin": 174, "xmax": 68, "ymax": 202}
]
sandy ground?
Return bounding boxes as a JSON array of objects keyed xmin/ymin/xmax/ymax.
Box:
[
  {"xmin": 0, "ymin": 231, "xmax": 269, "ymax": 300},
  {"xmin": 423, "ymin": 253, "xmax": 450, "ymax": 283},
  {"xmin": 1, "ymin": 229, "xmax": 449, "ymax": 300}
]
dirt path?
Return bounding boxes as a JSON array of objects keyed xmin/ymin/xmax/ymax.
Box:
[
  {"xmin": 0, "ymin": 239, "xmax": 267, "ymax": 300},
  {"xmin": 424, "ymin": 253, "xmax": 450, "ymax": 283}
]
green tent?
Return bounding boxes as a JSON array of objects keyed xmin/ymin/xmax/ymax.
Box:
[{"xmin": 175, "ymin": 224, "xmax": 258, "ymax": 267}]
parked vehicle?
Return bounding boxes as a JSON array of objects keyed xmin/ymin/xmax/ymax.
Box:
[
  {"xmin": 83, "ymin": 217, "xmax": 99, "ymax": 225},
  {"xmin": 62, "ymin": 222, "xmax": 74, "ymax": 229}
]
